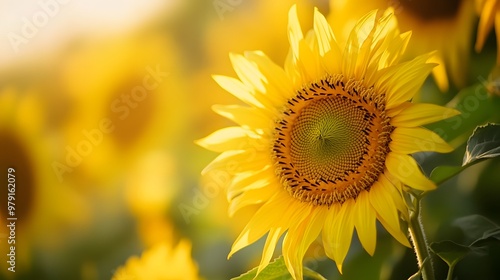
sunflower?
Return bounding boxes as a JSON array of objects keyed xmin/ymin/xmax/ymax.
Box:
[
  {"xmin": 55, "ymin": 32, "xmax": 186, "ymax": 185},
  {"xmin": 197, "ymin": 6, "xmax": 459, "ymax": 279},
  {"xmin": 475, "ymin": 0, "xmax": 500, "ymax": 63},
  {"xmin": 0, "ymin": 88, "xmax": 89, "ymax": 276},
  {"xmin": 112, "ymin": 239, "xmax": 199, "ymax": 280},
  {"xmin": 329, "ymin": 0, "xmax": 475, "ymax": 91}
]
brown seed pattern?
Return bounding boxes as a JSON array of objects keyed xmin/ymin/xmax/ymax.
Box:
[{"xmin": 273, "ymin": 75, "xmax": 393, "ymax": 206}]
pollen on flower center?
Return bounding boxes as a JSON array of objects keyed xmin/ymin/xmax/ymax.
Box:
[
  {"xmin": 273, "ymin": 75, "xmax": 393, "ymax": 206},
  {"xmin": 401, "ymin": 0, "xmax": 461, "ymax": 20}
]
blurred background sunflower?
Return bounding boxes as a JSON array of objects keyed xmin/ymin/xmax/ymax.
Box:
[
  {"xmin": 328, "ymin": 0, "xmax": 476, "ymax": 92},
  {"xmin": 1, "ymin": 0, "xmax": 500, "ymax": 279},
  {"xmin": 0, "ymin": 88, "xmax": 90, "ymax": 279}
]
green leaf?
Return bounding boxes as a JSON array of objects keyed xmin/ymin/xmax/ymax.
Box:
[
  {"xmin": 462, "ymin": 123, "xmax": 500, "ymax": 165},
  {"xmin": 472, "ymin": 228, "xmax": 500, "ymax": 248},
  {"xmin": 231, "ymin": 256, "xmax": 290, "ymax": 280},
  {"xmin": 453, "ymin": 215, "xmax": 500, "ymax": 246},
  {"xmin": 430, "ymin": 240, "xmax": 471, "ymax": 267},
  {"xmin": 430, "ymin": 215, "xmax": 500, "ymax": 279},
  {"xmin": 231, "ymin": 256, "xmax": 326, "ymax": 280},
  {"xmin": 430, "ymin": 123, "xmax": 500, "ymax": 184},
  {"xmin": 447, "ymin": 215, "xmax": 500, "ymax": 260},
  {"xmin": 429, "ymin": 165, "xmax": 465, "ymax": 185}
]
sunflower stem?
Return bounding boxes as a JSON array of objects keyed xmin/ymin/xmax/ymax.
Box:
[{"xmin": 408, "ymin": 195, "xmax": 435, "ymax": 280}]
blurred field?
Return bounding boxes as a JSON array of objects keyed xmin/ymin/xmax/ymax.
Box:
[{"xmin": 0, "ymin": 1, "xmax": 500, "ymax": 280}]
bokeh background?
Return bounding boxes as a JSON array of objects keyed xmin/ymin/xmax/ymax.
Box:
[{"xmin": 0, "ymin": 0, "xmax": 499, "ymax": 279}]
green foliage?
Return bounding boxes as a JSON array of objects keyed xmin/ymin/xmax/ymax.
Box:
[
  {"xmin": 431, "ymin": 215, "xmax": 500, "ymax": 279},
  {"xmin": 430, "ymin": 240, "xmax": 470, "ymax": 267},
  {"xmin": 453, "ymin": 215, "xmax": 500, "ymax": 247},
  {"xmin": 428, "ymin": 122, "xmax": 500, "ymax": 279},
  {"xmin": 430, "ymin": 123, "xmax": 500, "ymax": 184},
  {"xmin": 462, "ymin": 123, "xmax": 500, "ymax": 165},
  {"xmin": 231, "ymin": 256, "xmax": 326, "ymax": 280},
  {"xmin": 429, "ymin": 165, "xmax": 464, "ymax": 185}
]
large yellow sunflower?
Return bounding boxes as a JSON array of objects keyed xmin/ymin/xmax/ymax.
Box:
[
  {"xmin": 198, "ymin": 6, "xmax": 459, "ymax": 279},
  {"xmin": 329, "ymin": 0, "xmax": 475, "ymax": 91},
  {"xmin": 476, "ymin": 0, "xmax": 500, "ymax": 63}
]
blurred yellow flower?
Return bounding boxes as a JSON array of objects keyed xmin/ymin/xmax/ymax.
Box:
[
  {"xmin": 125, "ymin": 151, "xmax": 179, "ymax": 247},
  {"xmin": 476, "ymin": 0, "xmax": 500, "ymax": 63},
  {"xmin": 112, "ymin": 239, "xmax": 199, "ymax": 280},
  {"xmin": 329, "ymin": 0, "xmax": 475, "ymax": 91},
  {"xmin": 126, "ymin": 151, "xmax": 178, "ymax": 218},
  {"xmin": 0, "ymin": 88, "xmax": 89, "ymax": 276},
  {"xmin": 54, "ymin": 32, "xmax": 186, "ymax": 185},
  {"xmin": 198, "ymin": 6, "xmax": 459, "ymax": 279}
]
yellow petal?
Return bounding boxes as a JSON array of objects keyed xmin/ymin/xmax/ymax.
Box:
[
  {"xmin": 213, "ymin": 105, "xmax": 272, "ymax": 130},
  {"xmin": 227, "ymin": 167, "xmax": 274, "ymax": 200},
  {"xmin": 201, "ymin": 149, "xmax": 269, "ymax": 176},
  {"xmin": 342, "ymin": 10, "xmax": 378, "ymax": 78},
  {"xmin": 314, "ymin": 7, "xmax": 334, "ymax": 56},
  {"xmin": 378, "ymin": 54, "xmax": 435, "ymax": 110},
  {"xmin": 353, "ymin": 191, "xmax": 377, "ymax": 256},
  {"xmin": 322, "ymin": 47, "xmax": 342, "ymax": 76},
  {"xmin": 283, "ymin": 206, "xmax": 324, "ymax": 280},
  {"xmin": 378, "ymin": 216, "xmax": 410, "ymax": 248},
  {"xmin": 377, "ymin": 31, "xmax": 411, "ymax": 70},
  {"xmin": 321, "ymin": 203, "xmax": 340, "ymax": 261},
  {"xmin": 288, "ymin": 5, "xmax": 303, "ymax": 61},
  {"xmin": 229, "ymin": 192, "xmax": 290, "ymax": 258},
  {"xmin": 386, "ymin": 153, "xmax": 436, "ymax": 191},
  {"xmin": 331, "ymin": 199, "xmax": 355, "ymax": 273},
  {"xmin": 244, "ymin": 51, "xmax": 293, "ymax": 99},
  {"xmin": 475, "ymin": 0, "xmax": 497, "ymax": 52},
  {"xmin": 369, "ymin": 179, "xmax": 410, "ymax": 247},
  {"xmin": 213, "ymin": 75, "xmax": 263, "ymax": 108},
  {"xmin": 495, "ymin": 10, "xmax": 500, "ymax": 64},
  {"xmin": 354, "ymin": 10, "xmax": 393, "ymax": 80},
  {"xmin": 296, "ymin": 39, "xmax": 321, "ymax": 82},
  {"xmin": 257, "ymin": 228, "xmax": 285, "ymax": 276},
  {"xmin": 379, "ymin": 173, "xmax": 408, "ymax": 221},
  {"xmin": 230, "ymin": 191, "xmax": 309, "ymax": 258},
  {"xmin": 228, "ymin": 184, "xmax": 276, "ymax": 216},
  {"xmin": 229, "ymin": 53, "xmax": 285, "ymax": 110},
  {"xmin": 229, "ymin": 53, "xmax": 267, "ymax": 93},
  {"xmin": 390, "ymin": 127, "xmax": 454, "ymax": 154},
  {"xmin": 369, "ymin": 180, "xmax": 400, "ymax": 238},
  {"xmin": 386, "ymin": 100, "xmax": 412, "ymax": 118},
  {"xmin": 390, "ymin": 103, "xmax": 460, "ymax": 127},
  {"xmin": 429, "ymin": 54, "xmax": 449, "ymax": 92},
  {"xmin": 195, "ymin": 127, "xmax": 253, "ymax": 153}
]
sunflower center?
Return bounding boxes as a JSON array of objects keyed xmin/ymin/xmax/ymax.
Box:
[
  {"xmin": 273, "ymin": 75, "xmax": 392, "ymax": 206},
  {"xmin": 107, "ymin": 76, "xmax": 155, "ymax": 148},
  {"xmin": 290, "ymin": 97, "xmax": 369, "ymax": 181},
  {"xmin": 400, "ymin": 0, "xmax": 461, "ymax": 20}
]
